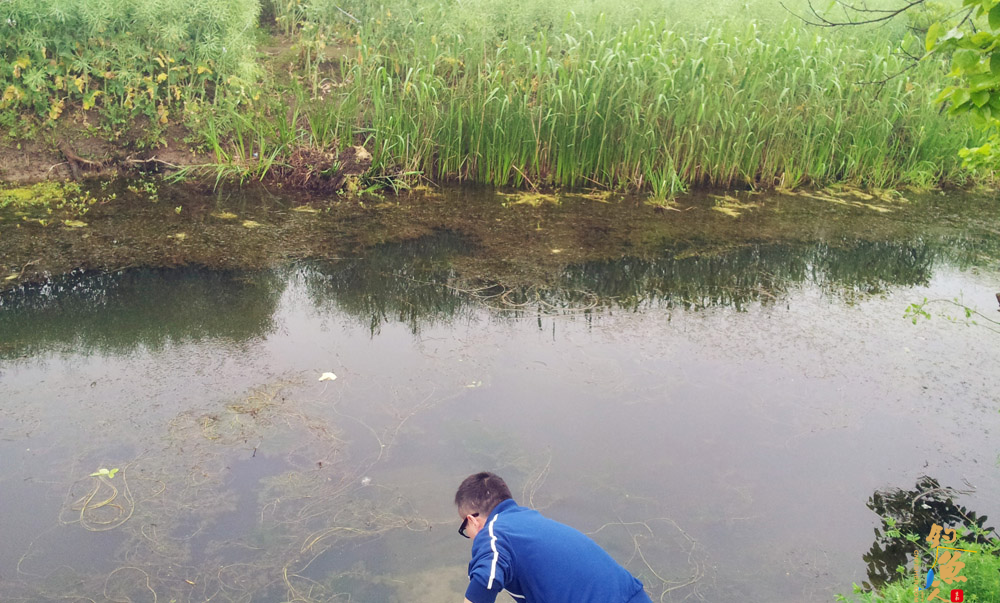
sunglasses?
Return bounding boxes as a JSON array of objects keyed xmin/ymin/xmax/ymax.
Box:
[{"xmin": 458, "ymin": 513, "xmax": 480, "ymax": 538}]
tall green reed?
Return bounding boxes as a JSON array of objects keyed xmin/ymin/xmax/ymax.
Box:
[{"xmin": 335, "ymin": 2, "xmax": 983, "ymax": 195}]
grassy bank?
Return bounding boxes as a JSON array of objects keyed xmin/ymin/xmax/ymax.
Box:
[
  {"xmin": 356, "ymin": 13, "xmax": 975, "ymax": 197},
  {"xmin": 0, "ymin": 0, "xmax": 992, "ymax": 197}
]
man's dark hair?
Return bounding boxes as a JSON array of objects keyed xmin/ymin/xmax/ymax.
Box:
[{"xmin": 455, "ymin": 472, "xmax": 513, "ymax": 515}]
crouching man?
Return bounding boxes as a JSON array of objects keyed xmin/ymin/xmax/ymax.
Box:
[{"xmin": 456, "ymin": 471, "xmax": 654, "ymax": 603}]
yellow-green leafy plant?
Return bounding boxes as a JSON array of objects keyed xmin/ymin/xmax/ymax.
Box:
[{"xmin": 0, "ymin": 0, "xmax": 261, "ymax": 126}]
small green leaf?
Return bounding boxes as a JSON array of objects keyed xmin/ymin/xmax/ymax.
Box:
[
  {"xmin": 990, "ymin": 4, "xmax": 1000, "ymax": 30},
  {"xmin": 952, "ymin": 88, "xmax": 972, "ymax": 108},
  {"xmin": 971, "ymin": 31, "xmax": 995, "ymax": 47},
  {"xmin": 970, "ymin": 106, "xmax": 990, "ymax": 127},
  {"xmin": 972, "ymin": 90, "xmax": 990, "ymax": 107},
  {"xmin": 926, "ymin": 22, "xmax": 942, "ymax": 52},
  {"xmin": 108, "ymin": 468, "xmax": 119, "ymax": 478},
  {"xmin": 969, "ymin": 72, "xmax": 999, "ymax": 92},
  {"xmin": 934, "ymin": 85, "xmax": 956, "ymax": 104},
  {"xmin": 991, "ymin": 52, "xmax": 1000, "ymax": 75},
  {"xmin": 90, "ymin": 468, "xmax": 111, "ymax": 477},
  {"xmin": 953, "ymin": 49, "xmax": 980, "ymax": 72},
  {"xmin": 940, "ymin": 27, "xmax": 965, "ymax": 43},
  {"xmin": 951, "ymin": 104, "xmax": 972, "ymax": 116}
]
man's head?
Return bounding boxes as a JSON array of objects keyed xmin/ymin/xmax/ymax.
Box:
[{"xmin": 455, "ymin": 472, "xmax": 513, "ymax": 540}]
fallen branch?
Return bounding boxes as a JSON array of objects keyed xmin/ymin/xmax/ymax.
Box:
[{"xmin": 58, "ymin": 143, "xmax": 104, "ymax": 180}]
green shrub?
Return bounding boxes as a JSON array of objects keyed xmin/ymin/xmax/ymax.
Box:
[{"xmin": 0, "ymin": 0, "xmax": 261, "ymax": 125}]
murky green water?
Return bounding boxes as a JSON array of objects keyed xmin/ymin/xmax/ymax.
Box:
[{"xmin": 1, "ymin": 188, "xmax": 999, "ymax": 602}]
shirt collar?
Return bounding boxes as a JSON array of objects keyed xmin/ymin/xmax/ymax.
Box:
[{"xmin": 488, "ymin": 498, "xmax": 517, "ymax": 520}]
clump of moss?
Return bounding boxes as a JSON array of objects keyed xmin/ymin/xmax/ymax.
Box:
[
  {"xmin": 0, "ymin": 181, "xmax": 112, "ymax": 226},
  {"xmin": 0, "ymin": 182, "xmax": 75, "ymax": 209}
]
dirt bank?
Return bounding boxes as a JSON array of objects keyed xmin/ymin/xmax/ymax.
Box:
[
  {"xmin": 0, "ymin": 108, "xmax": 372, "ymax": 190},
  {"xmin": 0, "ymin": 111, "xmax": 205, "ymax": 184}
]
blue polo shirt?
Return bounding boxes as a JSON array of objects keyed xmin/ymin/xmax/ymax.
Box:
[{"xmin": 465, "ymin": 499, "xmax": 647, "ymax": 603}]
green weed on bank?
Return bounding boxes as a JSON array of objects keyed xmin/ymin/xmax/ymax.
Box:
[{"xmin": 0, "ymin": 0, "xmax": 260, "ymax": 130}]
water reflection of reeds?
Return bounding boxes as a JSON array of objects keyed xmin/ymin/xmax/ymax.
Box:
[
  {"xmin": 2, "ymin": 229, "xmax": 998, "ymax": 355},
  {"xmin": 298, "ymin": 230, "xmax": 1000, "ymax": 335},
  {"xmin": 0, "ymin": 268, "xmax": 283, "ymax": 359}
]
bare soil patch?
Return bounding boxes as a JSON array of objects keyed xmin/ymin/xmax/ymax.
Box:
[{"xmin": 0, "ymin": 111, "xmax": 205, "ymax": 184}]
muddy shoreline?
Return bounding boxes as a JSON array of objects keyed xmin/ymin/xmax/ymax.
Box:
[{"xmin": 3, "ymin": 178, "xmax": 997, "ymax": 299}]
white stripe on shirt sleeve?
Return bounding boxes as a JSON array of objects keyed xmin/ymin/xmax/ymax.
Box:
[{"xmin": 486, "ymin": 514, "xmax": 501, "ymax": 589}]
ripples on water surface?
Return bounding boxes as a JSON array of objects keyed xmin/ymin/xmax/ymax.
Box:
[{"xmin": 0, "ymin": 190, "xmax": 998, "ymax": 602}]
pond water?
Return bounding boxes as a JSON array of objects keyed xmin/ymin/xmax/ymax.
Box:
[{"xmin": 1, "ymin": 188, "xmax": 999, "ymax": 602}]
